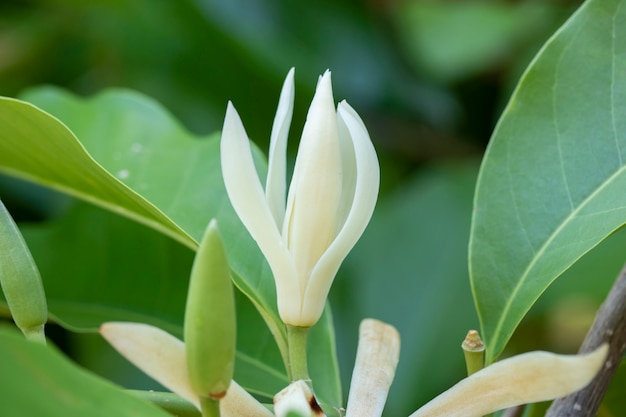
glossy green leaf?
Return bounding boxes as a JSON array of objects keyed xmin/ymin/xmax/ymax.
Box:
[
  {"xmin": 0, "ymin": 86, "xmax": 281, "ymax": 340},
  {"xmin": 470, "ymin": 0, "xmax": 626, "ymax": 362},
  {"xmin": 0, "ymin": 325, "xmax": 171, "ymax": 417},
  {"xmin": 0, "ymin": 88, "xmax": 341, "ymax": 405}
]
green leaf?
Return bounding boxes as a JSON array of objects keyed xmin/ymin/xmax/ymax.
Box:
[
  {"xmin": 0, "ymin": 325, "xmax": 171, "ymax": 417},
  {"xmin": 0, "ymin": 87, "xmax": 284, "ymax": 350},
  {"xmin": 9, "ymin": 201, "xmax": 288, "ymax": 398},
  {"xmin": 469, "ymin": 0, "xmax": 626, "ymax": 362},
  {"xmin": 309, "ymin": 306, "xmax": 342, "ymax": 412},
  {"xmin": 0, "ymin": 88, "xmax": 341, "ymax": 405},
  {"xmin": 394, "ymin": 1, "xmax": 558, "ymax": 82}
]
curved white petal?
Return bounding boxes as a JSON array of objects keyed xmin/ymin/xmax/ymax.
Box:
[
  {"xmin": 409, "ymin": 345, "xmax": 608, "ymax": 417},
  {"xmin": 282, "ymin": 71, "xmax": 342, "ymax": 325},
  {"xmin": 300, "ymin": 101, "xmax": 379, "ymax": 325},
  {"xmin": 100, "ymin": 322, "xmax": 199, "ymax": 408},
  {"xmin": 220, "ymin": 103, "xmax": 296, "ymax": 305},
  {"xmin": 221, "ymin": 383, "xmax": 275, "ymax": 417},
  {"xmin": 99, "ymin": 322, "xmax": 273, "ymax": 417},
  {"xmin": 266, "ymin": 68, "xmax": 295, "ymax": 227}
]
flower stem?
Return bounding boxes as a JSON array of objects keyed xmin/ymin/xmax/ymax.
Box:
[
  {"xmin": 200, "ymin": 397, "xmax": 220, "ymax": 417},
  {"xmin": 461, "ymin": 330, "xmax": 485, "ymax": 376},
  {"xmin": 287, "ymin": 325, "xmax": 310, "ymax": 381}
]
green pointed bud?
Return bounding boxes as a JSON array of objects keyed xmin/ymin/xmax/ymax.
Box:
[
  {"xmin": 184, "ymin": 219, "xmax": 236, "ymax": 402},
  {"xmin": 0, "ymin": 199, "xmax": 47, "ymax": 344}
]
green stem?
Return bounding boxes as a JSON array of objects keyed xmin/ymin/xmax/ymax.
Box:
[
  {"xmin": 287, "ymin": 325, "xmax": 310, "ymax": 381},
  {"xmin": 200, "ymin": 397, "xmax": 220, "ymax": 417},
  {"xmin": 461, "ymin": 330, "xmax": 485, "ymax": 376},
  {"xmin": 23, "ymin": 324, "xmax": 46, "ymax": 345}
]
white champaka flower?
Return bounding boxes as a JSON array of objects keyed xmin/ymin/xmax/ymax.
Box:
[{"xmin": 220, "ymin": 68, "xmax": 380, "ymax": 327}]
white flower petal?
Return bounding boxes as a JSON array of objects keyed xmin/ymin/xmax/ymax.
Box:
[
  {"xmin": 99, "ymin": 322, "xmax": 198, "ymax": 407},
  {"xmin": 282, "ymin": 71, "xmax": 342, "ymax": 324},
  {"xmin": 265, "ymin": 68, "xmax": 295, "ymax": 227},
  {"xmin": 100, "ymin": 322, "xmax": 273, "ymax": 417},
  {"xmin": 221, "ymin": 383, "xmax": 274, "ymax": 417},
  {"xmin": 335, "ymin": 104, "xmax": 358, "ymax": 228},
  {"xmin": 345, "ymin": 319, "xmax": 400, "ymax": 417},
  {"xmin": 220, "ymin": 103, "xmax": 296, "ymax": 303},
  {"xmin": 301, "ymin": 101, "xmax": 379, "ymax": 324},
  {"xmin": 409, "ymin": 344, "xmax": 608, "ymax": 417}
]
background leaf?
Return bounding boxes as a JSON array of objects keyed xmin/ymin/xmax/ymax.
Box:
[
  {"xmin": 393, "ymin": 1, "xmax": 559, "ymax": 82},
  {"xmin": 0, "ymin": 325, "xmax": 171, "ymax": 417},
  {"xmin": 469, "ymin": 0, "xmax": 626, "ymax": 362},
  {"xmin": 334, "ymin": 162, "xmax": 479, "ymax": 415}
]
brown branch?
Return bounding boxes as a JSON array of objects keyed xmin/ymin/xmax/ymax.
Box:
[{"xmin": 545, "ymin": 262, "xmax": 626, "ymax": 417}]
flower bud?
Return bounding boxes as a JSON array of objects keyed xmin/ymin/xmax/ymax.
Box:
[
  {"xmin": 0, "ymin": 199, "xmax": 47, "ymax": 343},
  {"xmin": 184, "ymin": 219, "xmax": 236, "ymax": 400}
]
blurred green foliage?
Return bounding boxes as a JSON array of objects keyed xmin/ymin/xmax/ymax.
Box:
[{"xmin": 4, "ymin": 0, "xmax": 619, "ymax": 416}]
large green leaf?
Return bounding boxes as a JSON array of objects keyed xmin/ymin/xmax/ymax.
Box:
[
  {"xmin": 0, "ymin": 87, "xmax": 285, "ymax": 348},
  {"xmin": 0, "ymin": 88, "xmax": 341, "ymax": 406},
  {"xmin": 0, "ymin": 325, "xmax": 170, "ymax": 417},
  {"xmin": 469, "ymin": 0, "xmax": 626, "ymax": 362}
]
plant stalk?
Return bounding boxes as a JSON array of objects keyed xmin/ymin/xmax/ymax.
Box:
[
  {"xmin": 200, "ymin": 397, "xmax": 220, "ymax": 417},
  {"xmin": 287, "ymin": 324, "xmax": 310, "ymax": 382}
]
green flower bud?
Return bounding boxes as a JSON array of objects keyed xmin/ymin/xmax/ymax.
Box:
[
  {"xmin": 184, "ymin": 219, "xmax": 236, "ymax": 401},
  {"xmin": 0, "ymin": 199, "xmax": 47, "ymax": 343}
]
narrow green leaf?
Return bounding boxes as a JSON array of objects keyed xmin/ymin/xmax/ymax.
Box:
[
  {"xmin": 470, "ymin": 0, "xmax": 626, "ymax": 362},
  {"xmin": 0, "ymin": 325, "xmax": 171, "ymax": 417},
  {"xmin": 309, "ymin": 306, "xmax": 342, "ymax": 411}
]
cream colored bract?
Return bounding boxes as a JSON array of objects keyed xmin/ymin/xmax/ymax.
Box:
[{"xmin": 220, "ymin": 68, "xmax": 380, "ymax": 327}]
